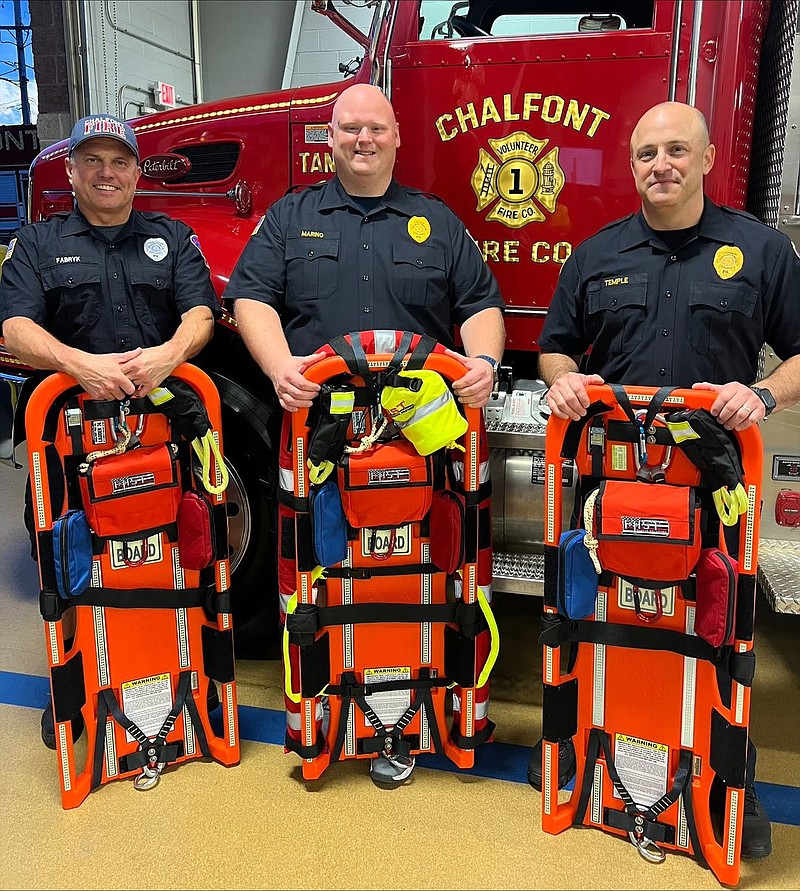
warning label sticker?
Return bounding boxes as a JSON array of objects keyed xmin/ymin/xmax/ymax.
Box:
[
  {"xmin": 121, "ymin": 672, "xmax": 173, "ymax": 743},
  {"xmin": 363, "ymin": 666, "xmax": 411, "ymax": 728},
  {"xmin": 613, "ymin": 732, "xmax": 668, "ymax": 808}
]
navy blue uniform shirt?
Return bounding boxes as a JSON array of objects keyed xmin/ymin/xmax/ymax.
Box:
[
  {"xmin": 223, "ymin": 176, "xmax": 504, "ymax": 354},
  {"xmin": 538, "ymin": 200, "xmax": 800, "ymax": 387},
  {"xmin": 0, "ymin": 208, "xmax": 220, "ymax": 353}
]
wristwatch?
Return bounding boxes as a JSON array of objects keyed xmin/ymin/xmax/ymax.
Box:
[
  {"xmin": 750, "ymin": 386, "xmax": 776, "ymax": 417},
  {"xmin": 476, "ymin": 354, "xmax": 499, "ymax": 382}
]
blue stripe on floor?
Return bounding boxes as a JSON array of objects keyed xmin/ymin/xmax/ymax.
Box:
[{"xmin": 3, "ymin": 668, "xmax": 798, "ymax": 827}]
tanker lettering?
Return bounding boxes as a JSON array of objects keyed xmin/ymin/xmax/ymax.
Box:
[{"xmin": 298, "ymin": 151, "xmax": 336, "ymax": 174}]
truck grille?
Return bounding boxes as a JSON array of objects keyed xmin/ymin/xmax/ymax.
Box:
[{"xmin": 168, "ymin": 142, "xmax": 240, "ymax": 184}]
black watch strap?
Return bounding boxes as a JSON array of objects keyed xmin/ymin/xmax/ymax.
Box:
[{"xmin": 751, "ymin": 386, "xmax": 776, "ymax": 416}]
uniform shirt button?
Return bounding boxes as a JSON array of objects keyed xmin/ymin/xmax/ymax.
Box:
[
  {"xmin": 156, "ymin": 279, "xmax": 162, "ymax": 287},
  {"xmin": 659, "ymin": 368, "xmax": 667, "ymax": 376},
  {"xmin": 307, "ymin": 251, "xmax": 314, "ymax": 257},
  {"xmin": 363, "ymin": 274, "xmax": 369, "ymax": 281},
  {"xmin": 363, "ymin": 217, "xmax": 369, "ymax": 223},
  {"xmin": 116, "ymin": 305, "xmax": 124, "ymax": 312},
  {"xmin": 670, "ymin": 254, "xmax": 677, "ymax": 261},
  {"xmin": 109, "ymin": 244, "xmax": 116, "ymax": 250},
  {"xmin": 416, "ymin": 259, "xmax": 423, "ymax": 267},
  {"xmin": 363, "ymin": 306, "xmax": 370, "ymax": 313},
  {"xmin": 719, "ymin": 300, "xmax": 728, "ymax": 307},
  {"xmin": 665, "ymin": 290, "xmax": 672, "ymax": 298},
  {"xmin": 363, "ymin": 244, "xmax": 369, "ymax": 250},
  {"xmin": 67, "ymin": 277, "xmax": 74, "ymax": 284},
  {"xmin": 662, "ymin": 328, "xmax": 669, "ymax": 336},
  {"xmin": 610, "ymin": 298, "xmax": 617, "ymax": 306},
  {"xmin": 112, "ymin": 273, "xmax": 119, "ymax": 280}
]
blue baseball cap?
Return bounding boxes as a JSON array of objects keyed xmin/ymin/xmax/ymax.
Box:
[{"xmin": 68, "ymin": 114, "xmax": 139, "ymax": 162}]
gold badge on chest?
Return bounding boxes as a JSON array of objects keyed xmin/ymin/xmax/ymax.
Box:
[
  {"xmin": 407, "ymin": 216, "xmax": 431, "ymax": 244},
  {"xmin": 713, "ymin": 245, "xmax": 743, "ymax": 280}
]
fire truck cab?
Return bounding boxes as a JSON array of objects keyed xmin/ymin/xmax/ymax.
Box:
[{"xmin": 5, "ymin": 0, "xmax": 800, "ymax": 653}]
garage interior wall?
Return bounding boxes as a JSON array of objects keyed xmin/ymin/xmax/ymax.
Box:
[{"xmin": 197, "ymin": 0, "xmax": 295, "ymax": 101}]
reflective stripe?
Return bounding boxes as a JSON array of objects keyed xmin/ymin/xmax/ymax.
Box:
[
  {"xmin": 330, "ymin": 391, "xmax": 355, "ymax": 414},
  {"xmin": 666, "ymin": 419, "xmax": 700, "ymax": 443},
  {"xmin": 374, "ymin": 330, "xmax": 399, "ymax": 353},
  {"xmin": 279, "ymin": 467, "xmax": 294, "ymax": 492},
  {"xmin": 452, "ymin": 692, "xmax": 490, "ymax": 721},
  {"xmin": 451, "ymin": 459, "xmax": 491, "ymax": 484},
  {"xmin": 285, "ymin": 702, "xmax": 324, "ymax": 730},
  {"xmin": 394, "ymin": 389, "xmax": 450, "ymax": 430}
]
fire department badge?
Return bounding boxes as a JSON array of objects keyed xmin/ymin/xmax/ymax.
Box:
[
  {"xmin": 713, "ymin": 245, "xmax": 743, "ymax": 280},
  {"xmin": 407, "ymin": 216, "xmax": 431, "ymax": 244},
  {"xmin": 471, "ymin": 131, "xmax": 565, "ymax": 230}
]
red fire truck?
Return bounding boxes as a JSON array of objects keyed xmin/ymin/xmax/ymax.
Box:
[{"xmin": 7, "ymin": 0, "xmax": 800, "ymax": 655}]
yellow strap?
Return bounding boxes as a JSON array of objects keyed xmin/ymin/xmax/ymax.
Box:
[
  {"xmin": 713, "ymin": 484, "xmax": 749, "ymax": 527},
  {"xmin": 476, "ymin": 585, "xmax": 500, "ymax": 689},
  {"xmin": 191, "ymin": 430, "xmax": 229, "ymax": 495},
  {"xmin": 308, "ymin": 459, "xmax": 334, "ymax": 485},
  {"xmin": 283, "ymin": 566, "xmax": 327, "ymax": 703}
]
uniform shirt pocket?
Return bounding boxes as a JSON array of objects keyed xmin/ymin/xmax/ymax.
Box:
[
  {"xmin": 285, "ymin": 236, "xmax": 339, "ymax": 301},
  {"xmin": 130, "ymin": 265, "xmax": 176, "ymax": 329},
  {"xmin": 392, "ymin": 243, "xmax": 447, "ymax": 307},
  {"xmin": 586, "ymin": 274, "xmax": 648, "ymax": 352},
  {"xmin": 687, "ymin": 282, "xmax": 757, "ymax": 355},
  {"xmin": 40, "ymin": 262, "xmax": 102, "ymax": 334}
]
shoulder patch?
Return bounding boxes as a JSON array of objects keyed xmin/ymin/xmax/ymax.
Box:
[
  {"xmin": 189, "ymin": 234, "xmax": 209, "ymax": 267},
  {"xmin": 3, "ymin": 237, "xmax": 16, "ymax": 262},
  {"xmin": 251, "ymin": 216, "xmax": 265, "ymax": 236}
]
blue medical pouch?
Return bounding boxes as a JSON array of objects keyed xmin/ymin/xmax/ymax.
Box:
[
  {"xmin": 557, "ymin": 528, "xmax": 598, "ymax": 620},
  {"xmin": 53, "ymin": 509, "xmax": 93, "ymax": 600},
  {"xmin": 309, "ymin": 480, "xmax": 348, "ymax": 567}
]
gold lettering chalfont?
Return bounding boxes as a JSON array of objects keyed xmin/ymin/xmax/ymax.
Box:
[
  {"xmin": 436, "ymin": 93, "xmax": 611, "ymax": 142},
  {"xmin": 604, "ymin": 276, "xmax": 629, "ymax": 286}
]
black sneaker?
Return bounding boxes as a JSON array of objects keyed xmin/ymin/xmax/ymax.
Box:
[
  {"xmin": 527, "ymin": 737, "xmax": 576, "ymax": 791},
  {"xmin": 41, "ymin": 698, "xmax": 84, "ymax": 750},
  {"xmin": 741, "ymin": 783, "xmax": 772, "ymax": 859}
]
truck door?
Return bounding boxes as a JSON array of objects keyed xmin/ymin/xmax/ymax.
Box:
[{"xmin": 390, "ymin": 1, "xmax": 738, "ymax": 353}]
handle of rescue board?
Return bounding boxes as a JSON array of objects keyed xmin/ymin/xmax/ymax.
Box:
[{"xmin": 301, "ymin": 352, "xmax": 470, "ymax": 387}]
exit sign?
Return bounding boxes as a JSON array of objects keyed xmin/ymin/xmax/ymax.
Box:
[{"xmin": 156, "ymin": 82, "xmax": 176, "ymax": 108}]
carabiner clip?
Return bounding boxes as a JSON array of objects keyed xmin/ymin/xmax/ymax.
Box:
[{"xmin": 628, "ymin": 829, "xmax": 666, "ymax": 864}]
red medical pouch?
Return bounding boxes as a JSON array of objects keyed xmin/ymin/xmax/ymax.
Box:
[
  {"xmin": 694, "ymin": 547, "xmax": 738, "ymax": 647},
  {"xmin": 338, "ymin": 438, "xmax": 433, "ymax": 529},
  {"xmin": 590, "ymin": 480, "xmax": 702, "ymax": 586},
  {"xmin": 177, "ymin": 490, "xmax": 215, "ymax": 571},
  {"xmin": 78, "ymin": 442, "xmax": 182, "ymax": 539},
  {"xmin": 429, "ymin": 488, "xmax": 465, "ymax": 574}
]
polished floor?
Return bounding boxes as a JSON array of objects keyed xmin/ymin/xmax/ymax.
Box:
[{"xmin": 1, "ymin": 458, "xmax": 799, "ymax": 891}]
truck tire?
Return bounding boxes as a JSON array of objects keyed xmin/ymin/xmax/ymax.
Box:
[{"xmin": 211, "ymin": 374, "xmax": 281, "ymax": 660}]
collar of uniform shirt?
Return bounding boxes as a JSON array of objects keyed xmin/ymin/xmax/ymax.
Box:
[
  {"xmin": 319, "ymin": 176, "xmax": 417, "ymax": 216},
  {"xmin": 63, "ymin": 207, "xmax": 147, "ymax": 238},
  {"xmin": 618, "ymin": 197, "xmax": 737, "ymax": 253}
]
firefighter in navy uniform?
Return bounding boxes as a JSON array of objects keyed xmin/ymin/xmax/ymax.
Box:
[
  {"xmin": 0, "ymin": 113, "xmax": 220, "ymax": 749},
  {"xmin": 225, "ymin": 83, "xmax": 505, "ymax": 787},
  {"xmin": 534, "ymin": 101, "xmax": 800, "ymax": 860}
]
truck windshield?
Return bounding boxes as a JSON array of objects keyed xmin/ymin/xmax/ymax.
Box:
[{"xmin": 423, "ymin": 1, "xmax": 656, "ymax": 39}]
